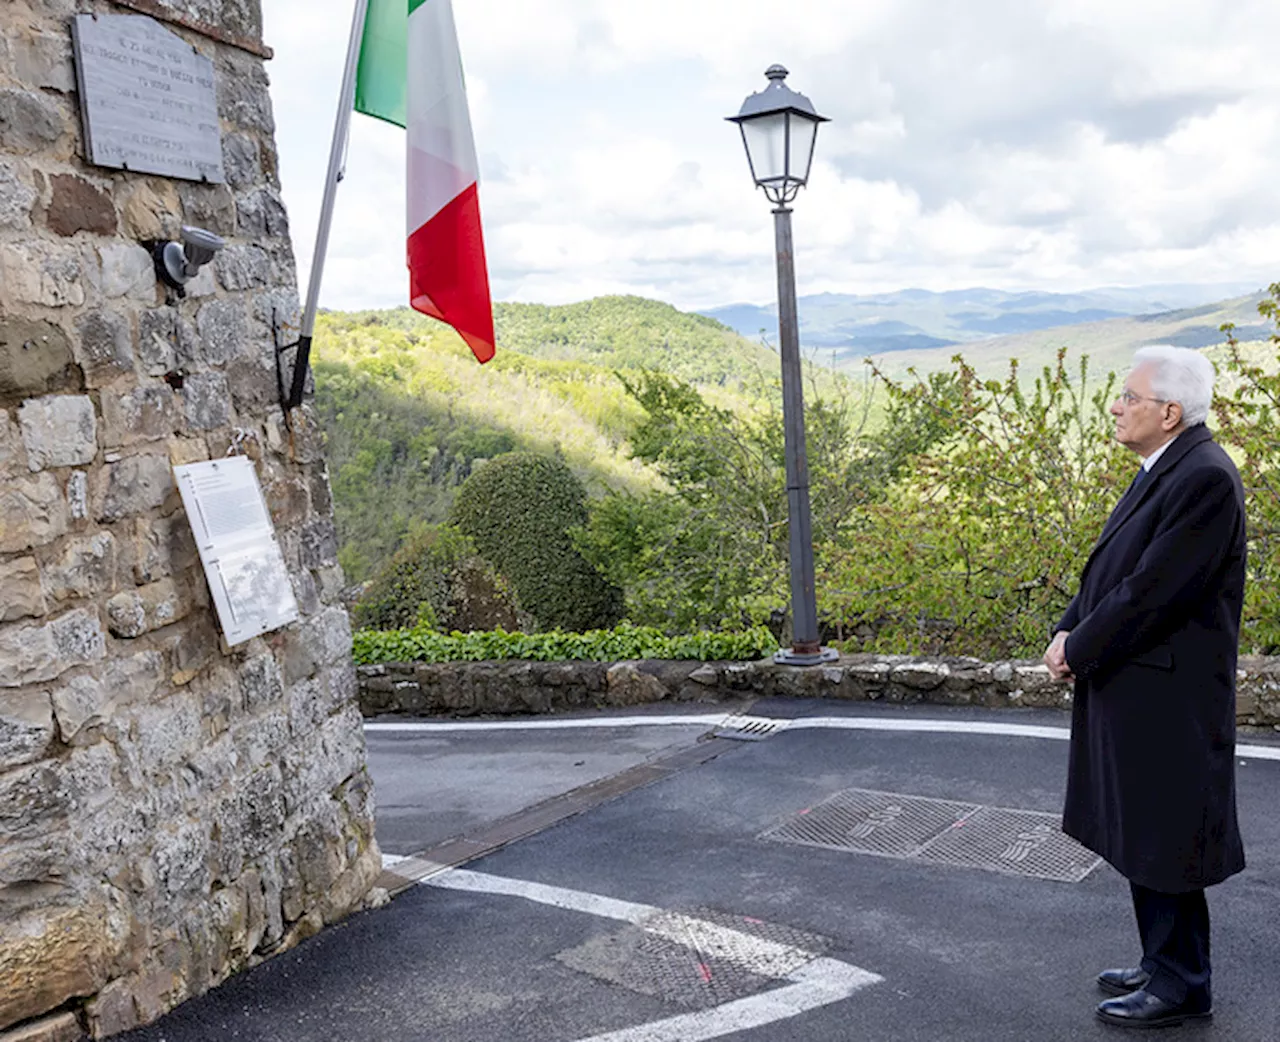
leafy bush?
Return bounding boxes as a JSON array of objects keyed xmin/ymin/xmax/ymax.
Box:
[
  {"xmin": 352, "ymin": 623, "xmax": 780, "ymax": 665},
  {"xmin": 450, "ymin": 452, "xmax": 625, "ymax": 631},
  {"xmin": 352, "ymin": 525, "xmax": 523, "ymax": 632},
  {"xmin": 1217, "ymin": 284, "xmax": 1280, "ymax": 653},
  {"xmin": 823, "ymin": 350, "xmax": 1129, "ymax": 658}
]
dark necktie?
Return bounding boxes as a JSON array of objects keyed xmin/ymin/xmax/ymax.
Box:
[{"xmin": 1126, "ymin": 466, "xmax": 1148, "ymax": 495}]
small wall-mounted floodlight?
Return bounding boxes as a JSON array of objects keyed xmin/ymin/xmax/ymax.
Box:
[{"xmin": 156, "ymin": 225, "xmax": 225, "ymax": 289}]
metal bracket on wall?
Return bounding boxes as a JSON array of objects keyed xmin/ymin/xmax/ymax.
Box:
[{"xmin": 272, "ymin": 307, "xmax": 309, "ymax": 428}]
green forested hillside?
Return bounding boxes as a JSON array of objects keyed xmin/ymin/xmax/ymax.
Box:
[{"xmin": 313, "ymin": 298, "xmax": 853, "ymax": 582}]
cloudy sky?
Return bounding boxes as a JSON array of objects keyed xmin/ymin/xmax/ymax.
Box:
[{"xmin": 262, "ymin": 0, "xmax": 1280, "ymax": 313}]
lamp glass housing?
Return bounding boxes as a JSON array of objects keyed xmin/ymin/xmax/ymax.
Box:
[{"xmin": 728, "ymin": 66, "xmax": 828, "ymax": 206}]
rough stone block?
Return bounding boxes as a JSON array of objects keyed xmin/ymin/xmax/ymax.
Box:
[
  {"xmin": 44, "ymin": 174, "xmax": 116, "ymax": 237},
  {"xmin": 0, "ymin": 906, "xmax": 113, "ymax": 1029},
  {"xmin": 0, "ymin": 471, "xmax": 66, "ymax": 552},
  {"xmin": 177, "ymin": 183, "xmax": 236, "ymax": 237},
  {"xmin": 214, "ymin": 244, "xmax": 270, "ymax": 291},
  {"xmin": 0, "ymin": 243, "xmax": 84, "ymax": 307},
  {"xmin": 119, "ymin": 515, "xmax": 198, "ymax": 586},
  {"xmin": 135, "ymin": 308, "xmax": 177, "ymax": 377},
  {"xmin": 181, "ymin": 372, "xmax": 231, "ymax": 430},
  {"xmin": 0, "ymin": 88, "xmax": 64, "ymax": 154},
  {"xmin": 96, "ymin": 453, "xmax": 174, "ymax": 522},
  {"xmin": 18, "ymin": 395, "xmax": 96, "ymax": 470},
  {"xmin": 284, "ymin": 607, "xmax": 352, "ymax": 684},
  {"xmin": 65, "ymin": 471, "xmax": 87, "ymax": 521},
  {"xmin": 0, "ymin": 557, "xmax": 46, "ymax": 621},
  {"xmin": 195, "ymin": 298, "xmax": 247, "ymax": 364},
  {"xmin": 298, "ymin": 517, "xmax": 337, "ymax": 569},
  {"xmin": 120, "ymin": 181, "xmax": 181, "ymax": 241},
  {"xmin": 0, "ymin": 692, "xmax": 55, "ymax": 770},
  {"xmin": 0, "ymin": 410, "xmax": 18, "ymax": 474},
  {"xmin": 221, "ymin": 132, "xmax": 261, "ymax": 189},
  {"xmin": 235, "ymin": 187, "xmax": 289, "ymax": 239},
  {"xmin": 0, "ymin": 1010, "xmax": 83, "ymax": 1042},
  {"xmin": 74, "ymin": 308, "xmax": 134, "ymax": 382},
  {"xmin": 281, "ymin": 707, "xmax": 366, "ymax": 816},
  {"xmin": 10, "ymin": 29, "xmax": 76, "ymax": 93},
  {"xmin": 0, "ymin": 761, "xmax": 72, "ymax": 840},
  {"xmin": 216, "ymin": 55, "xmax": 274, "ymax": 133},
  {"xmin": 0, "ymin": 319, "xmax": 77, "ymax": 400},
  {"xmin": 82, "ymin": 975, "xmax": 138, "ymax": 1038},
  {"xmin": 150, "ymin": 823, "xmax": 212, "ymax": 901},
  {"xmin": 889, "ymin": 661, "xmax": 950, "ymax": 690},
  {"xmin": 106, "ymin": 578, "xmax": 191, "ymax": 638},
  {"xmin": 605, "ymin": 662, "xmax": 669, "ymax": 705},
  {"xmin": 0, "ymin": 610, "xmax": 91, "ymax": 689},
  {"xmin": 0, "ymin": 160, "xmax": 37, "ymax": 229},
  {"xmin": 42, "ymin": 530, "xmax": 116, "ymax": 602},
  {"xmin": 225, "ymin": 355, "xmax": 276, "ymax": 413},
  {"xmin": 94, "ymin": 243, "xmax": 156, "ymax": 302},
  {"xmin": 240, "ymin": 654, "xmax": 284, "ymax": 711},
  {"xmin": 50, "ymin": 673, "xmax": 109, "ymax": 744},
  {"xmin": 101, "ymin": 383, "xmax": 181, "ymax": 448}
]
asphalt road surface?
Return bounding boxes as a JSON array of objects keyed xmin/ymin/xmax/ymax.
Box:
[{"xmin": 120, "ymin": 700, "xmax": 1280, "ymax": 1042}]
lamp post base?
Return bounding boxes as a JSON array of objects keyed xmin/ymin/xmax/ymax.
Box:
[{"xmin": 773, "ymin": 646, "xmax": 841, "ymax": 667}]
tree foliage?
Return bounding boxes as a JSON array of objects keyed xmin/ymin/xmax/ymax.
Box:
[
  {"xmin": 1217, "ymin": 283, "xmax": 1280, "ymax": 653},
  {"xmin": 450, "ymin": 452, "xmax": 625, "ymax": 631},
  {"xmin": 822, "ymin": 350, "xmax": 1130, "ymax": 658},
  {"xmin": 576, "ymin": 369, "xmax": 945, "ymax": 632}
]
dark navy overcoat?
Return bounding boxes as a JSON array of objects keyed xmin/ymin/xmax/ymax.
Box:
[{"xmin": 1057, "ymin": 423, "xmax": 1247, "ymax": 892}]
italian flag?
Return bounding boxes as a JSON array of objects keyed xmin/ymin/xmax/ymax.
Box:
[{"xmin": 354, "ymin": 0, "xmax": 495, "ymax": 363}]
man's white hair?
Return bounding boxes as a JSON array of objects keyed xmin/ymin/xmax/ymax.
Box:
[{"xmin": 1131, "ymin": 345, "xmax": 1216, "ymax": 426}]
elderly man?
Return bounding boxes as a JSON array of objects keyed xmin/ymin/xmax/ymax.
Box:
[{"xmin": 1044, "ymin": 344, "xmax": 1246, "ymax": 1029}]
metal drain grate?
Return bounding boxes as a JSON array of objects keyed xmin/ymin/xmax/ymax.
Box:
[
  {"xmin": 916, "ymin": 806, "xmax": 1102, "ymax": 883},
  {"xmin": 714, "ymin": 715, "xmax": 788, "ymax": 742},
  {"xmin": 555, "ymin": 909, "xmax": 830, "ymax": 1009},
  {"xmin": 761, "ymin": 788, "xmax": 1103, "ymax": 883},
  {"xmin": 760, "ymin": 788, "xmax": 980, "ymax": 858}
]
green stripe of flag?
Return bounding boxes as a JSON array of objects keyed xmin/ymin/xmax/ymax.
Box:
[{"xmin": 354, "ymin": 0, "xmax": 408, "ymax": 128}]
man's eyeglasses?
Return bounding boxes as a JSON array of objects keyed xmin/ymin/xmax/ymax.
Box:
[{"xmin": 1117, "ymin": 389, "xmax": 1168, "ymax": 406}]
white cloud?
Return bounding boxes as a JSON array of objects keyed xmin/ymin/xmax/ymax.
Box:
[{"xmin": 262, "ymin": 0, "xmax": 1280, "ymax": 313}]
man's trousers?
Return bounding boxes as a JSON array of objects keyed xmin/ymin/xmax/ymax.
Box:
[{"xmin": 1130, "ymin": 881, "xmax": 1211, "ymax": 1005}]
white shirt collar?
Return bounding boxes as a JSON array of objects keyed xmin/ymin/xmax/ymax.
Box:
[{"xmin": 1141, "ymin": 430, "xmax": 1182, "ymax": 472}]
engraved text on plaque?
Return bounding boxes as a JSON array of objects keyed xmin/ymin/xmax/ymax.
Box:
[{"xmin": 71, "ymin": 13, "xmax": 225, "ymax": 182}]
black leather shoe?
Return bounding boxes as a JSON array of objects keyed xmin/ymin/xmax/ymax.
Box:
[
  {"xmin": 1097, "ymin": 967, "xmax": 1152, "ymax": 996},
  {"xmin": 1096, "ymin": 989, "xmax": 1212, "ymax": 1029}
]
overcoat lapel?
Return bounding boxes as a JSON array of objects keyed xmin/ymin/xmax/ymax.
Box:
[{"xmin": 1080, "ymin": 425, "xmax": 1215, "ymax": 581}]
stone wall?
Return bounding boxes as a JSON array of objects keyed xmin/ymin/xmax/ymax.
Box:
[
  {"xmin": 1, "ymin": 2, "xmax": 378, "ymax": 1038},
  {"xmin": 359, "ymin": 655, "xmax": 1280, "ymax": 729}
]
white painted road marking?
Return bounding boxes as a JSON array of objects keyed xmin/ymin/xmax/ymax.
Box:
[
  {"xmin": 418, "ymin": 867, "xmax": 883, "ymax": 1042},
  {"xmin": 365, "ymin": 712, "xmax": 1280, "ymax": 762}
]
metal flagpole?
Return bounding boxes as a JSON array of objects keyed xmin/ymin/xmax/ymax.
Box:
[{"xmin": 281, "ymin": 0, "xmax": 371, "ymax": 416}]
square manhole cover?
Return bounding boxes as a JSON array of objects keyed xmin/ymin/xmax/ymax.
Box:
[
  {"xmin": 759, "ymin": 788, "xmax": 980, "ymax": 858},
  {"xmin": 555, "ymin": 909, "xmax": 832, "ymax": 1009},
  {"xmin": 762, "ymin": 788, "xmax": 1103, "ymax": 883},
  {"xmin": 916, "ymin": 806, "xmax": 1102, "ymax": 883}
]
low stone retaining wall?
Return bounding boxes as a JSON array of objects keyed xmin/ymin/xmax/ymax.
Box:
[{"xmin": 359, "ymin": 654, "xmax": 1280, "ymax": 729}]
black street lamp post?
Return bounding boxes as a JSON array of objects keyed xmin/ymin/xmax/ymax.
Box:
[{"xmin": 728, "ymin": 65, "xmax": 838, "ymax": 666}]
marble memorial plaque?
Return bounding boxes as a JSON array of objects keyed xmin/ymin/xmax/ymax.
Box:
[
  {"xmin": 175, "ymin": 456, "xmax": 299, "ymax": 646},
  {"xmin": 72, "ymin": 13, "xmax": 225, "ymax": 182}
]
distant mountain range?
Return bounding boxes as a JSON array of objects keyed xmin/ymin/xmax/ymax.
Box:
[{"xmin": 700, "ymin": 283, "xmax": 1265, "ymax": 365}]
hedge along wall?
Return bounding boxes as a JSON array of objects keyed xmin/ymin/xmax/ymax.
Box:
[
  {"xmin": 358, "ymin": 654, "xmax": 1280, "ymax": 730},
  {"xmin": 0, "ymin": 2, "xmax": 377, "ymax": 1037}
]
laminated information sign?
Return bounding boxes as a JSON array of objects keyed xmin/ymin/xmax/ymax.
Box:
[{"xmin": 174, "ymin": 456, "xmax": 299, "ymax": 646}]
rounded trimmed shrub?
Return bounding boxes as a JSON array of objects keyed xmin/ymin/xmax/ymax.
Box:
[{"xmin": 450, "ymin": 452, "xmax": 624, "ymax": 631}]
